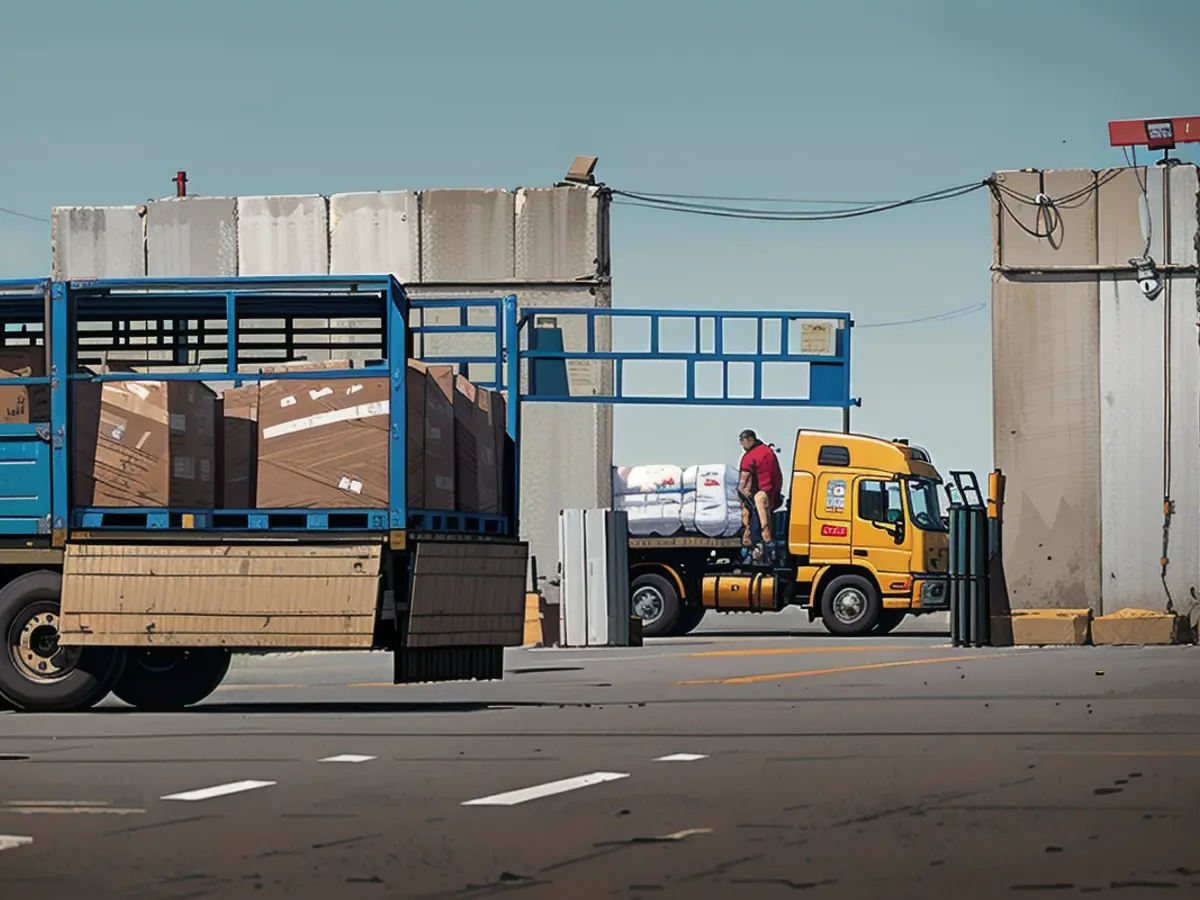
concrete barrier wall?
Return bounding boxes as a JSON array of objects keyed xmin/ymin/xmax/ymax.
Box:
[
  {"xmin": 51, "ymin": 184, "xmax": 611, "ymax": 584},
  {"xmin": 992, "ymin": 164, "xmax": 1200, "ymax": 618}
]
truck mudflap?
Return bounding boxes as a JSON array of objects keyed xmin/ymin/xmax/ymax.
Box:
[
  {"xmin": 401, "ymin": 539, "xmax": 529, "ymax": 683},
  {"xmin": 58, "ymin": 542, "xmax": 381, "ymax": 648}
]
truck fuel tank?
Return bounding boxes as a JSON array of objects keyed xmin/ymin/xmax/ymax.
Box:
[{"xmin": 701, "ymin": 574, "xmax": 779, "ymax": 612}]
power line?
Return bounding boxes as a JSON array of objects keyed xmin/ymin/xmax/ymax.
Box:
[
  {"xmin": 856, "ymin": 302, "xmax": 986, "ymax": 329},
  {"xmin": 610, "ymin": 181, "xmax": 988, "ymax": 221},
  {"xmin": 0, "ymin": 205, "xmax": 49, "ymax": 224},
  {"xmin": 616, "ymin": 190, "xmax": 903, "ymax": 206}
]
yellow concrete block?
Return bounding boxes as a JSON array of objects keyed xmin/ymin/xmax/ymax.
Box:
[
  {"xmin": 1010, "ymin": 608, "xmax": 1092, "ymax": 646},
  {"xmin": 1092, "ymin": 608, "xmax": 1188, "ymax": 646},
  {"xmin": 522, "ymin": 592, "xmax": 542, "ymax": 647}
]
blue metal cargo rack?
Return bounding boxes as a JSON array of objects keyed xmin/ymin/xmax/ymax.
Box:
[{"xmin": 0, "ymin": 276, "xmax": 520, "ymax": 542}]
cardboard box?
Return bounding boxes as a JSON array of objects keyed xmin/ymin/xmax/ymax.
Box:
[
  {"xmin": 476, "ymin": 388, "xmax": 500, "ymax": 515},
  {"xmin": 1009, "ymin": 608, "xmax": 1092, "ymax": 646},
  {"xmin": 73, "ymin": 379, "xmax": 217, "ymax": 507},
  {"xmin": 1092, "ymin": 608, "xmax": 1188, "ymax": 646},
  {"xmin": 453, "ymin": 375, "xmax": 482, "ymax": 512},
  {"xmin": 494, "ymin": 390, "xmax": 510, "ymax": 518},
  {"xmin": 219, "ymin": 359, "xmax": 352, "ymax": 509},
  {"xmin": 256, "ymin": 374, "xmax": 390, "ymax": 509},
  {"xmin": 423, "ymin": 365, "xmax": 456, "ymax": 511},
  {"xmin": 0, "ymin": 347, "xmax": 50, "ymax": 424},
  {"xmin": 406, "ymin": 362, "xmax": 427, "ymax": 509}
]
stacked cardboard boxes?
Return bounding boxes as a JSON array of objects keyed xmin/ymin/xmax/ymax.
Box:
[
  {"xmin": 72, "ymin": 378, "xmax": 217, "ymax": 507},
  {"xmin": 213, "ymin": 361, "xmax": 505, "ymax": 514}
]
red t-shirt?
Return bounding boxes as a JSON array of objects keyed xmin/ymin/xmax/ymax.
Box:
[{"xmin": 740, "ymin": 442, "xmax": 783, "ymax": 500}]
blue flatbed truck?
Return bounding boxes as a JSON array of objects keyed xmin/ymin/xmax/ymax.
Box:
[{"xmin": 0, "ymin": 276, "xmax": 528, "ymax": 712}]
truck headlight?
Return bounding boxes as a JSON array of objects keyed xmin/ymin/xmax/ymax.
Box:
[{"xmin": 918, "ymin": 579, "xmax": 947, "ymax": 605}]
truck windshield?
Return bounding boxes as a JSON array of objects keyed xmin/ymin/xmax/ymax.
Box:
[{"xmin": 907, "ymin": 479, "xmax": 946, "ymax": 531}]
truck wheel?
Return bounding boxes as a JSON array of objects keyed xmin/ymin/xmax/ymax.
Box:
[
  {"xmin": 819, "ymin": 574, "xmax": 882, "ymax": 636},
  {"xmin": 631, "ymin": 573, "xmax": 680, "ymax": 638},
  {"xmin": 873, "ymin": 609, "xmax": 908, "ymax": 635},
  {"xmin": 670, "ymin": 605, "xmax": 707, "ymax": 637},
  {"xmin": 111, "ymin": 648, "xmax": 232, "ymax": 711},
  {"xmin": 0, "ymin": 570, "xmax": 126, "ymax": 712}
]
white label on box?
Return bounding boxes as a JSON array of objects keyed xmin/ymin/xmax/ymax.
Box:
[
  {"xmin": 169, "ymin": 414, "xmax": 186, "ymax": 433},
  {"xmin": 174, "ymin": 456, "xmax": 196, "ymax": 480},
  {"xmin": 347, "ymin": 384, "xmax": 363, "ymax": 395},
  {"xmin": 126, "ymin": 383, "xmax": 151, "ymax": 401},
  {"xmin": 435, "ymin": 476, "xmax": 455, "ymax": 491},
  {"xmin": 429, "ymin": 426, "xmax": 442, "ymax": 441},
  {"xmin": 261, "ymin": 400, "xmax": 389, "ymax": 440},
  {"xmin": 135, "ymin": 430, "xmax": 151, "ymax": 450},
  {"xmin": 200, "ymin": 459, "xmax": 211, "ymax": 482},
  {"xmin": 309, "ymin": 387, "xmax": 333, "ymax": 401},
  {"xmin": 111, "ymin": 423, "xmax": 126, "ymax": 441},
  {"xmin": 337, "ymin": 476, "xmax": 364, "ymax": 495},
  {"xmin": 280, "ymin": 395, "xmax": 297, "ymax": 408}
]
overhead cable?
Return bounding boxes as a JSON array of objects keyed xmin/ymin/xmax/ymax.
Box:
[
  {"xmin": 610, "ymin": 181, "xmax": 989, "ymax": 222},
  {"xmin": 0, "ymin": 205, "xmax": 49, "ymax": 224}
]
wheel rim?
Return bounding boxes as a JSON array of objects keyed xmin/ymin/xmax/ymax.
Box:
[
  {"xmin": 831, "ymin": 587, "xmax": 868, "ymax": 625},
  {"xmin": 8, "ymin": 607, "xmax": 82, "ymax": 685},
  {"xmin": 632, "ymin": 586, "xmax": 665, "ymax": 624}
]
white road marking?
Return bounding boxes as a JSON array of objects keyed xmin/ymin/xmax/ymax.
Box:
[
  {"xmin": 654, "ymin": 753, "xmax": 709, "ymax": 762},
  {"xmin": 3, "ymin": 806, "xmax": 144, "ymax": 815},
  {"xmin": 462, "ymin": 772, "xmax": 630, "ymax": 807},
  {"xmin": 657, "ymin": 828, "xmax": 713, "ymax": 841},
  {"xmin": 161, "ymin": 780, "xmax": 276, "ymax": 802},
  {"xmin": 0, "ymin": 835, "xmax": 33, "ymax": 852},
  {"xmin": 319, "ymin": 754, "xmax": 376, "ymax": 764}
]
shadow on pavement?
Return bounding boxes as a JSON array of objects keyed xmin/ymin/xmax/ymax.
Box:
[{"xmin": 160, "ymin": 700, "xmax": 553, "ymax": 715}]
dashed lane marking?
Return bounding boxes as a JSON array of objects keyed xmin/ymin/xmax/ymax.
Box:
[
  {"xmin": 1, "ymin": 801, "xmax": 144, "ymax": 816},
  {"xmin": 319, "ymin": 754, "xmax": 376, "ymax": 764},
  {"xmin": 0, "ymin": 835, "xmax": 32, "ymax": 852},
  {"xmin": 462, "ymin": 772, "xmax": 631, "ymax": 807},
  {"xmin": 161, "ymin": 780, "xmax": 276, "ymax": 802},
  {"xmin": 655, "ymin": 753, "xmax": 709, "ymax": 762},
  {"xmin": 674, "ymin": 653, "xmax": 1020, "ymax": 685}
]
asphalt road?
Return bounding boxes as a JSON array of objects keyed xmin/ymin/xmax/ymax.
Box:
[{"xmin": 1, "ymin": 612, "xmax": 1198, "ymax": 899}]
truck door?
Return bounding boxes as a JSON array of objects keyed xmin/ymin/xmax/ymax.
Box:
[
  {"xmin": 810, "ymin": 472, "xmax": 852, "ymax": 563},
  {"xmin": 851, "ymin": 477, "xmax": 913, "ymax": 587}
]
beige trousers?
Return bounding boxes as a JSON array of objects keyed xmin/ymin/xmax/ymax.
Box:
[{"xmin": 741, "ymin": 490, "xmax": 774, "ymax": 544}]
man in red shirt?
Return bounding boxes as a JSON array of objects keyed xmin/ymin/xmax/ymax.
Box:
[{"xmin": 738, "ymin": 429, "xmax": 784, "ymax": 548}]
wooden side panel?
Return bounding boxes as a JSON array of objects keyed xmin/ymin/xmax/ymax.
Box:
[
  {"xmin": 59, "ymin": 543, "xmax": 381, "ymax": 648},
  {"xmin": 407, "ymin": 540, "xmax": 529, "ymax": 648}
]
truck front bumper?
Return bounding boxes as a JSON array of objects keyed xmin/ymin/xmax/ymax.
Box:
[{"xmin": 911, "ymin": 575, "xmax": 950, "ymax": 611}]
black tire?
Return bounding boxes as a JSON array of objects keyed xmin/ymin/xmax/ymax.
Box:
[
  {"xmin": 0, "ymin": 570, "xmax": 126, "ymax": 712},
  {"xmin": 819, "ymin": 574, "xmax": 883, "ymax": 636},
  {"xmin": 873, "ymin": 609, "xmax": 908, "ymax": 635},
  {"xmin": 111, "ymin": 648, "xmax": 232, "ymax": 711},
  {"xmin": 631, "ymin": 572, "xmax": 681, "ymax": 638},
  {"xmin": 669, "ymin": 605, "xmax": 707, "ymax": 637}
]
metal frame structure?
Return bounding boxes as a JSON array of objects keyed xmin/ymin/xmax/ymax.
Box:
[
  {"xmin": 519, "ymin": 307, "xmax": 858, "ymax": 427},
  {"xmin": 0, "ymin": 276, "xmax": 520, "ymax": 541}
]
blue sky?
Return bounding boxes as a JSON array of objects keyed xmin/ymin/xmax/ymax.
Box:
[{"xmin": 2, "ymin": 0, "xmax": 1197, "ymax": 480}]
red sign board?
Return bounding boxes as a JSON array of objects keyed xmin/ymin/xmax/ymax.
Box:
[{"xmin": 820, "ymin": 524, "xmax": 848, "ymax": 538}]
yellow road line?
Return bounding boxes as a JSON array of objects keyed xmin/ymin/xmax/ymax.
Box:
[
  {"xmin": 681, "ymin": 645, "xmax": 918, "ymax": 658},
  {"xmin": 346, "ymin": 682, "xmax": 395, "ymax": 688},
  {"xmin": 674, "ymin": 653, "xmax": 1019, "ymax": 685}
]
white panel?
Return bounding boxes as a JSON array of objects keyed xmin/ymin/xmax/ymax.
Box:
[
  {"xmin": 558, "ymin": 508, "xmax": 588, "ymax": 647},
  {"xmin": 1099, "ymin": 274, "xmax": 1166, "ymax": 613},
  {"xmin": 1168, "ymin": 164, "xmax": 1199, "ymax": 267},
  {"xmin": 584, "ymin": 508, "xmax": 611, "ymax": 645},
  {"xmin": 420, "ymin": 189, "xmax": 514, "ymax": 282},
  {"xmin": 329, "ymin": 191, "xmax": 420, "ymax": 282},
  {"xmin": 1167, "ymin": 275, "xmax": 1200, "ymax": 612},
  {"xmin": 51, "ymin": 206, "xmax": 145, "ymax": 280},
  {"xmin": 236, "ymin": 195, "xmax": 329, "ymax": 276},
  {"xmin": 515, "ymin": 186, "xmax": 602, "ymax": 280},
  {"xmin": 146, "ymin": 197, "xmax": 238, "ymax": 277}
]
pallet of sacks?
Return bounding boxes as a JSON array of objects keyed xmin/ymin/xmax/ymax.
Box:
[{"xmin": 612, "ymin": 463, "xmax": 743, "ymax": 538}]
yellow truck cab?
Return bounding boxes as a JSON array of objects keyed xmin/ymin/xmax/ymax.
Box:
[
  {"xmin": 780, "ymin": 430, "xmax": 950, "ymax": 634},
  {"xmin": 627, "ymin": 429, "xmax": 951, "ymax": 638}
]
